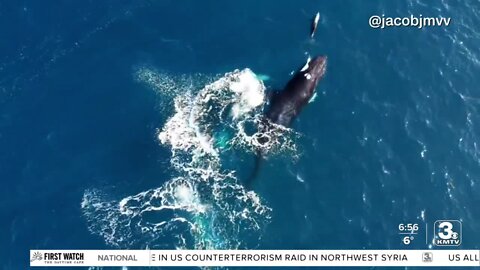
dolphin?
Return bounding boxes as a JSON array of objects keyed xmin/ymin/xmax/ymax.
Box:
[
  {"xmin": 246, "ymin": 56, "xmax": 327, "ymax": 187},
  {"xmin": 310, "ymin": 12, "xmax": 320, "ymax": 38}
]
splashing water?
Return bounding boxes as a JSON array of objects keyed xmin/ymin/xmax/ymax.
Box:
[
  {"xmin": 255, "ymin": 74, "xmax": 271, "ymax": 82},
  {"xmin": 82, "ymin": 68, "xmax": 299, "ymax": 250}
]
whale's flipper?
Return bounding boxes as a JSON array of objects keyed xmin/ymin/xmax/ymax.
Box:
[
  {"xmin": 245, "ymin": 151, "xmax": 263, "ymax": 189},
  {"xmin": 255, "ymin": 73, "xmax": 271, "ymax": 82}
]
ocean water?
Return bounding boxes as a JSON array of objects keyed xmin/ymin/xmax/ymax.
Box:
[{"xmin": 2, "ymin": 0, "xmax": 480, "ymax": 269}]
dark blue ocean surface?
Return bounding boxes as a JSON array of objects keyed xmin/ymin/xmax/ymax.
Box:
[{"xmin": 1, "ymin": 0, "xmax": 480, "ymax": 269}]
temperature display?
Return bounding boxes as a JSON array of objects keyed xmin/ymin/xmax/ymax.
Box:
[{"xmin": 398, "ymin": 223, "xmax": 419, "ymax": 246}]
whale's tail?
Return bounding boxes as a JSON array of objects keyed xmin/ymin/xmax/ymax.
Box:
[
  {"xmin": 245, "ymin": 117, "xmax": 271, "ymax": 189},
  {"xmin": 245, "ymin": 151, "xmax": 263, "ymax": 189}
]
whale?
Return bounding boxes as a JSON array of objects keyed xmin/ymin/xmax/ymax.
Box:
[
  {"xmin": 266, "ymin": 56, "xmax": 327, "ymax": 127},
  {"xmin": 246, "ymin": 56, "xmax": 327, "ymax": 187}
]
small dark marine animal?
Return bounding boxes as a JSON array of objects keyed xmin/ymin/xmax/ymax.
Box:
[{"xmin": 310, "ymin": 12, "xmax": 320, "ymax": 38}]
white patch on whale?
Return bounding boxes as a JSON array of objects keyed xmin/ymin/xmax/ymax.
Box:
[
  {"xmin": 308, "ymin": 92, "xmax": 318, "ymax": 103},
  {"xmin": 300, "ymin": 57, "xmax": 312, "ymax": 72}
]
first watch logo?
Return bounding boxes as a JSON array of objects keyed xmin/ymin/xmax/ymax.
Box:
[
  {"xmin": 30, "ymin": 251, "xmax": 85, "ymax": 265},
  {"xmin": 30, "ymin": 251, "xmax": 43, "ymax": 262},
  {"xmin": 434, "ymin": 220, "xmax": 462, "ymax": 246}
]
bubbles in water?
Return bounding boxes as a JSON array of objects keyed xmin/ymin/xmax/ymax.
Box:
[
  {"xmin": 82, "ymin": 67, "xmax": 298, "ymax": 250},
  {"xmin": 175, "ymin": 183, "xmax": 194, "ymax": 205},
  {"xmin": 133, "ymin": 65, "xmax": 213, "ymax": 98}
]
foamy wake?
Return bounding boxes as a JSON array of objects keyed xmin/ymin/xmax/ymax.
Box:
[
  {"xmin": 82, "ymin": 67, "xmax": 298, "ymax": 250},
  {"xmin": 133, "ymin": 65, "xmax": 212, "ymax": 98}
]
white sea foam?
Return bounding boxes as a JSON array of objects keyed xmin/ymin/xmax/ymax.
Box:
[
  {"xmin": 229, "ymin": 70, "xmax": 265, "ymax": 119},
  {"xmin": 133, "ymin": 65, "xmax": 212, "ymax": 98},
  {"xmin": 82, "ymin": 68, "xmax": 303, "ymax": 250}
]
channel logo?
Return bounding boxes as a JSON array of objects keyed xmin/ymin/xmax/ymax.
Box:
[
  {"xmin": 422, "ymin": 252, "xmax": 433, "ymax": 263},
  {"xmin": 433, "ymin": 220, "xmax": 462, "ymax": 246}
]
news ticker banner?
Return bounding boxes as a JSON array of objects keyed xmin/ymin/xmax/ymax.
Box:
[{"xmin": 30, "ymin": 250, "xmax": 479, "ymax": 267}]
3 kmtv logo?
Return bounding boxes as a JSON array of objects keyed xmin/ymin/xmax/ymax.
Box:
[{"xmin": 433, "ymin": 220, "xmax": 462, "ymax": 246}]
